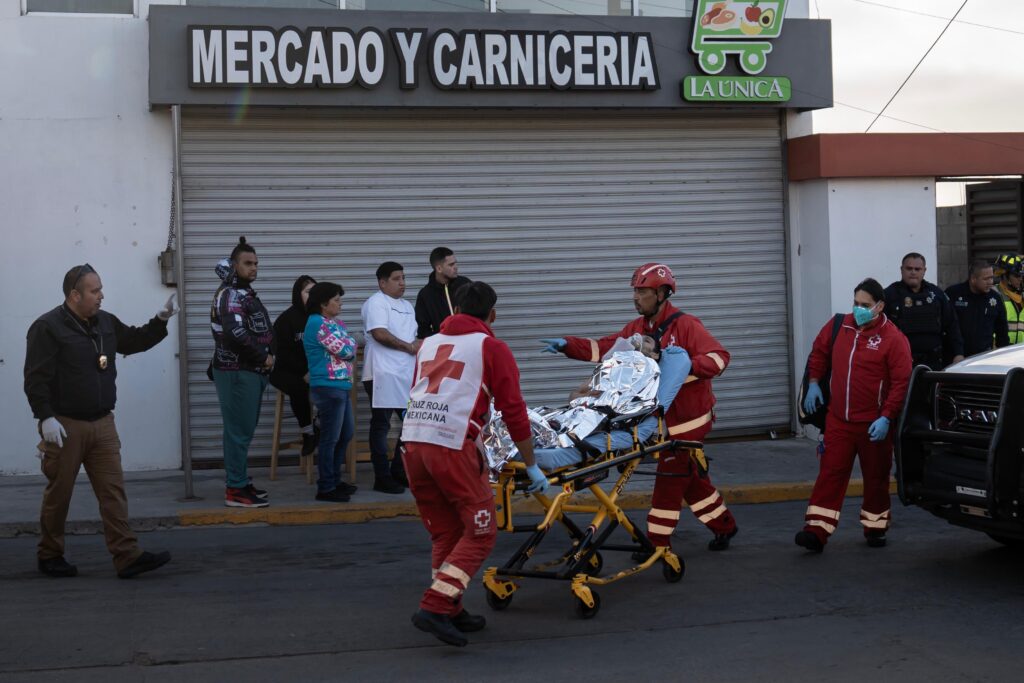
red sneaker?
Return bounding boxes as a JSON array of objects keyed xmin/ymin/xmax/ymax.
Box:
[{"xmin": 225, "ymin": 486, "xmax": 269, "ymax": 508}]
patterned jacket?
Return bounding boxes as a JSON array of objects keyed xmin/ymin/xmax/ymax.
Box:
[
  {"xmin": 303, "ymin": 314, "xmax": 357, "ymax": 388},
  {"xmin": 210, "ymin": 259, "xmax": 275, "ymax": 374}
]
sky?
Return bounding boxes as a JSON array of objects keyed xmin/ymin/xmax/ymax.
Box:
[{"xmin": 809, "ymin": 0, "xmax": 1024, "ymax": 206}]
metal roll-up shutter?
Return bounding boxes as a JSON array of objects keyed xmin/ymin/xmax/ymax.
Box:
[{"xmin": 180, "ymin": 107, "xmax": 790, "ymax": 464}]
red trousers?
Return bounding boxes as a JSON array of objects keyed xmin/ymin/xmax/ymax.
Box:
[
  {"xmin": 803, "ymin": 413, "xmax": 893, "ymax": 544},
  {"xmin": 403, "ymin": 440, "xmax": 497, "ymax": 616},
  {"xmin": 646, "ymin": 424, "xmax": 737, "ymax": 547}
]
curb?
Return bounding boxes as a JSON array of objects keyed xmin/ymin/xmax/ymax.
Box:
[{"xmin": 0, "ymin": 479, "xmax": 896, "ymax": 537}]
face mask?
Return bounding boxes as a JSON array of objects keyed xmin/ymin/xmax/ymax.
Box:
[{"xmin": 853, "ymin": 303, "xmax": 877, "ymax": 326}]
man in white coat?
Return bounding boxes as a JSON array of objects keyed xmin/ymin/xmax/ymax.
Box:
[{"xmin": 361, "ymin": 261, "xmax": 421, "ymax": 493}]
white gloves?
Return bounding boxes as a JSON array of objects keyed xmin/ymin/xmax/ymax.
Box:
[
  {"xmin": 157, "ymin": 293, "xmax": 179, "ymax": 321},
  {"xmin": 40, "ymin": 417, "xmax": 67, "ymax": 448}
]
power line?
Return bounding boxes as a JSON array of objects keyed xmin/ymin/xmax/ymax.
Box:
[
  {"xmin": 846, "ymin": 0, "xmax": 1024, "ymax": 37},
  {"xmin": 865, "ymin": 0, "xmax": 970, "ymax": 132}
]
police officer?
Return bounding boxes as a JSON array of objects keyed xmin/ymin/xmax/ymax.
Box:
[
  {"xmin": 946, "ymin": 259, "xmax": 1011, "ymax": 357},
  {"xmin": 993, "ymin": 254, "xmax": 1024, "ymax": 344},
  {"xmin": 883, "ymin": 252, "xmax": 963, "ymax": 369},
  {"xmin": 24, "ymin": 264, "xmax": 175, "ymax": 578}
]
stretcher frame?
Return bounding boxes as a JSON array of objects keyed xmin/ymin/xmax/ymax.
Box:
[{"xmin": 482, "ymin": 414, "xmax": 705, "ymax": 619}]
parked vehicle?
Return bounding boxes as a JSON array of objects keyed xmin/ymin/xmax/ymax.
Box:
[{"xmin": 896, "ymin": 345, "xmax": 1024, "ymax": 547}]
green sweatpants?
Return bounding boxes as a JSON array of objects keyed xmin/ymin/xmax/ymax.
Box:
[{"xmin": 212, "ymin": 369, "xmax": 269, "ymax": 489}]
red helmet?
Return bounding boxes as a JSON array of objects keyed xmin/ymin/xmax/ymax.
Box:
[{"xmin": 631, "ymin": 263, "xmax": 676, "ymax": 294}]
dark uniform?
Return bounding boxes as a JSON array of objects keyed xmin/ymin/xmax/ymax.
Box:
[
  {"xmin": 945, "ymin": 281, "xmax": 1011, "ymax": 357},
  {"xmin": 883, "ymin": 280, "xmax": 964, "ymax": 369}
]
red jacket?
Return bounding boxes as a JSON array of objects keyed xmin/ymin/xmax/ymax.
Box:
[
  {"xmin": 807, "ymin": 313, "xmax": 912, "ymax": 423},
  {"xmin": 431, "ymin": 314, "xmax": 532, "ymax": 443},
  {"xmin": 563, "ymin": 302, "xmax": 729, "ymax": 437}
]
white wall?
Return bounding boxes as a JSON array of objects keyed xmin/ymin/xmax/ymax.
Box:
[
  {"xmin": 826, "ymin": 178, "xmax": 937, "ymax": 314},
  {"xmin": 0, "ymin": 7, "xmax": 180, "ymax": 474},
  {"xmin": 786, "ymin": 176, "xmax": 937, "ymax": 432}
]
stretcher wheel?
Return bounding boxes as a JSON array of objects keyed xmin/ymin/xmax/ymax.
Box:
[
  {"xmin": 574, "ymin": 590, "xmax": 601, "ymax": 619},
  {"xmin": 486, "ymin": 589, "xmax": 514, "ymax": 611},
  {"xmin": 584, "ymin": 552, "xmax": 603, "ymax": 576},
  {"xmin": 662, "ymin": 557, "xmax": 685, "ymax": 583}
]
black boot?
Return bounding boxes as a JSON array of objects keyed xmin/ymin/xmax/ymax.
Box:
[
  {"xmin": 118, "ymin": 551, "xmax": 171, "ymax": 579},
  {"xmin": 412, "ymin": 609, "xmax": 468, "ymax": 647},
  {"xmin": 865, "ymin": 531, "xmax": 887, "ymax": 548},
  {"xmin": 38, "ymin": 556, "xmax": 78, "ymax": 578},
  {"xmin": 794, "ymin": 531, "xmax": 824, "ymax": 553},
  {"xmin": 451, "ymin": 609, "xmax": 486, "ymax": 633},
  {"xmin": 708, "ymin": 528, "xmax": 738, "ymax": 551}
]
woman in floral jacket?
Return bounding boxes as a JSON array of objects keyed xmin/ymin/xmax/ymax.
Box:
[{"xmin": 303, "ymin": 282, "xmax": 359, "ymax": 502}]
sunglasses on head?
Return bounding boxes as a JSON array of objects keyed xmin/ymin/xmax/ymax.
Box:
[{"xmin": 64, "ymin": 263, "xmax": 97, "ymax": 297}]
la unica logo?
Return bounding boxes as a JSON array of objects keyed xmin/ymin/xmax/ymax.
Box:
[{"xmin": 682, "ymin": 0, "xmax": 792, "ymax": 103}]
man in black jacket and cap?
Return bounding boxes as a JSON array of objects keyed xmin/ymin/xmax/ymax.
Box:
[
  {"xmin": 415, "ymin": 247, "xmax": 470, "ymax": 339},
  {"xmin": 23, "ymin": 264, "xmax": 175, "ymax": 579}
]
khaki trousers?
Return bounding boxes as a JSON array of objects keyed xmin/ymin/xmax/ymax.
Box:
[{"xmin": 38, "ymin": 414, "xmax": 141, "ymax": 571}]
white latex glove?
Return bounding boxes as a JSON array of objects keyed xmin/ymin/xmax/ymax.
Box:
[
  {"xmin": 157, "ymin": 293, "xmax": 179, "ymax": 321},
  {"xmin": 40, "ymin": 417, "xmax": 67, "ymax": 448}
]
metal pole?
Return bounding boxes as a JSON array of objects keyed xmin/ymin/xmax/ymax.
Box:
[{"xmin": 173, "ymin": 104, "xmax": 199, "ymax": 501}]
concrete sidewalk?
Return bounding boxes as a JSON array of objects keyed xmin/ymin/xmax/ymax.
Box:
[{"xmin": 0, "ymin": 436, "xmax": 871, "ymax": 538}]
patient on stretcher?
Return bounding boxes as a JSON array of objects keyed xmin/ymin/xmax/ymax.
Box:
[{"xmin": 526, "ymin": 338, "xmax": 690, "ymax": 471}]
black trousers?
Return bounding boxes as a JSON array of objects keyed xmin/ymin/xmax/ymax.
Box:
[
  {"xmin": 269, "ymin": 369, "xmax": 312, "ymax": 429},
  {"xmin": 363, "ymin": 381, "xmax": 406, "ymax": 479}
]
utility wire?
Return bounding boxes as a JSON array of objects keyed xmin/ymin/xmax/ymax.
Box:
[
  {"xmin": 865, "ymin": 0, "xmax": 970, "ymax": 132},
  {"xmin": 846, "ymin": 0, "xmax": 1024, "ymax": 37}
]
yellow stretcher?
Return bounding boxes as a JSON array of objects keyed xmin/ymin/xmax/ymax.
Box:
[{"xmin": 482, "ymin": 412, "xmax": 707, "ymax": 619}]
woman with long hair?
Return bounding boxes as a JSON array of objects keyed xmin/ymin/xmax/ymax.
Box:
[{"xmin": 303, "ymin": 282, "xmax": 359, "ymax": 502}]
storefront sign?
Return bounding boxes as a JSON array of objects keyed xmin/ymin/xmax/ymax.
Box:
[
  {"xmin": 682, "ymin": 0, "xmax": 793, "ymax": 103},
  {"xmin": 151, "ymin": 6, "xmax": 832, "ymax": 110},
  {"xmin": 190, "ymin": 27, "xmax": 659, "ymax": 91}
]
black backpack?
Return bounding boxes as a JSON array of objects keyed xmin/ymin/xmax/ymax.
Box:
[{"xmin": 797, "ymin": 314, "xmax": 844, "ymax": 432}]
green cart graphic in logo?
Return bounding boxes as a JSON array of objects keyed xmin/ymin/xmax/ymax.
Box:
[{"xmin": 683, "ymin": 0, "xmax": 792, "ymax": 103}]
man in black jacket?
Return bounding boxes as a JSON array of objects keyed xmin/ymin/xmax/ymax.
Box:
[
  {"xmin": 23, "ymin": 264, "xmax": 175, "ymax": 579},
  {"xmin": 946, "ymin": 259, "xmax": 1011, "ymax": 357},
  {"xmin": 415, "ymin": 247, "xmax": 470, "ymax": 339},
  {"xmin": 884, "ymin": 252, "xmax": 964, "ymax": 369}
]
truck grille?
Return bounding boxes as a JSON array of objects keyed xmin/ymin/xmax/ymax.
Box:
[{"xmin": 934, "ymin": 383, "xmax": 1002, "ymax": 435}]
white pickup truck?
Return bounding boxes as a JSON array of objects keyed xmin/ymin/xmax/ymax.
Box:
[{"xmin": 896, "ymin": 345, "xmax": 1024, "ymax": 547}]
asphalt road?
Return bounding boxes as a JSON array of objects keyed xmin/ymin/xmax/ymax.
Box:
[{"xmin": 1, "ymin": 500, "xmax": 1022, "ymax": 682}]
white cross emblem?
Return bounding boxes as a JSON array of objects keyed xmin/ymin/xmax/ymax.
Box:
[{"xmin": 474, "ymin": 509, "xmax": 492, "ymax": 529}]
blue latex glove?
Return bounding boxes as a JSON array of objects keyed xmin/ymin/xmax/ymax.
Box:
[
  {"xmin": 540, "ymin": 338, "xmax": 567, "ymax": 354},
  {"xmin": 868, "ymin": 416, "xmax": 890, "ymax": 442},
  {"xmin": 525, "ymin": 464, "xmax": 550, "ymax": 494},
  {"xmin": 803, "ymin": 382, "xmax": 824, "ymax": 414},
  {"xmin": 657, "ymin": 346, "xmax": 691, "ymax": 410}
]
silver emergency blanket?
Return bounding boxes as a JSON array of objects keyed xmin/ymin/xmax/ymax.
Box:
[{"xmin": 481, "ymin": 343, "xmax": 660, "ymax": 478}]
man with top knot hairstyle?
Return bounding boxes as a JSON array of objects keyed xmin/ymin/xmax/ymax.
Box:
[{"xmin": 539, "ymin": 263, "xmax": 738, "ymax": 552}]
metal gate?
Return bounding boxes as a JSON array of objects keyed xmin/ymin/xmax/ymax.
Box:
[{"xmin": 180, "ymin": 107, "xmax": 791, "ymax": 464}]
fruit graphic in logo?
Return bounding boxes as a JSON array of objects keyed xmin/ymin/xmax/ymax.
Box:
[
  {"xmin": 738, "ymin": 0, "xmax": 764, "ymax": 34},
  {"xmin": 758, "ymin": 7, "xmax": 776, "ymax": 27},
  {"xmin": 739, "ymin": 20, "xmax": 763, "ymax": 35}
]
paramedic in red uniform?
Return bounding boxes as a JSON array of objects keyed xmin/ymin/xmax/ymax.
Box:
[
  {"xmin": 797, "ymin": 277, "xmax": 912, "ymax": 553},
  {"xmin": 540, "ymin": 263, "xmax": 739, "ymax": 552},
  {"xmin": 402, "ymin": 281, "xmax": 547, "ymax": 647}
]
